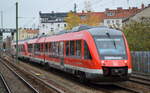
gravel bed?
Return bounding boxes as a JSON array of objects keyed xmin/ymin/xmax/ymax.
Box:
[{"xmin": 116, "ymin": 81, "xmax": 150, "ymax": 93}]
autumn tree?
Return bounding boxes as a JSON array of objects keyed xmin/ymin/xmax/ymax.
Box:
[
  {"xmin": 80, "ymin": 12, "xmax": 101, "ymax": 26},
  {"xmin": 123, "ymin": 19, "xmax": 150, "ymax": 51},
  {"xmin": 65, "ymin": 12, "xmax": 81, "ymax": 30}
]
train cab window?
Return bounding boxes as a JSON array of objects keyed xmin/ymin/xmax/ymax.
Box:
[
  {"xmin": 84, "ymin": 41, "xmax": 92, "ymax": 59},
  {"xmin": 66, "ymin": 41, "xmax": 70, "ymax": 56},
  {"xmin": 76, "ymin": 40, "xmax": 81, "ymax": 57},
  {"xmin": 70, "ymin": 41, "xmax": 75, "ymax": 56}
]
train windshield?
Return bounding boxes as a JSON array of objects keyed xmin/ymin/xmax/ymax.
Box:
[{"xmin": 94, "ymin": 36, "xmax": 127, "ymax": 60}]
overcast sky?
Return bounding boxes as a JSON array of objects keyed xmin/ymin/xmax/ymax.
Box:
[{"xmin": 0, "ymin": 0, "xmax": 150, "ymax": 29}]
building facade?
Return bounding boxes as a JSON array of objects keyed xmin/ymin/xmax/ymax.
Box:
[
  {"xmin": 103, "ymin": 6, "xmax": 142, "ymax": 29},
  {"xmin": 39, "ymin": 11, "xmax": 67, "ymax": 35},
  {"xmin": 14, "ymin": 28, "xmax": 39, "ymax": 41}
]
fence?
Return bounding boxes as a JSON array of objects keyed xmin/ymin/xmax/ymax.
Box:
[{"xmin": 131, "ymin": 51, "xmax": 150, "ymax": 75}]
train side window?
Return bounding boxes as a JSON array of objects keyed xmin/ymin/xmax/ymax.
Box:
[
  {"xmin": 66, "ymin": 41, "xmax": 70, "ymax": 56},
  {"xmin": 52, "ymin": 42, "xmax": 57, "ymax": 56},
  {"xmin": 76, "ymin": 40, "xmax": 81, "ymax": 57},
  {"xmin": 55, "ymin": 42, "xmax": 59, "ymax": 57},
  {"xmin": 38, "ymin": 44, "xmax": 40, "ymax": 52},
  {"xmin": 70, "ymin": 41, "xmax": 75, "ymax": 56},
  {"xmin": 49, "ymin": 42, "xmax": 52, "ymax": 56},
  {"xmin": 21, "ymin": 45, "xmax": 24, "ymax": 52},
  {"xmin": 84, "ymin": 41, "xmax": 92, "ymax": 59},
  {"xmin": 28, "ymin": 44, "xmax": 33, "ymax": 53},
  {"xmin": 45, "ymin": 43, "xmax": 48, "ymax": 54},
  {"xmin": 59, "ymin": 42, "xmax": 64, "ymax": 57},
  {"xmin": 40, "ymin": 43, "xmax": 44, "ymax": 53}
]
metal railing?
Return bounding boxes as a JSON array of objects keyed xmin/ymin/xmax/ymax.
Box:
[{"xmin": 131, "ymin": 51, "xmax": 150, "ymax": 75}]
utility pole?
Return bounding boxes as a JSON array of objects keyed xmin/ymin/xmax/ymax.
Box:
[
  {"xmin": 0, "ymin": 11, "xmax": 3, "ymax": 52},
  {"xmin": 16, "ymin": 2, "xmax": 19, "ymax": 63},
  {"xmin": 1, "ymin": 11, "xmax": 3, "ymax": 29}
]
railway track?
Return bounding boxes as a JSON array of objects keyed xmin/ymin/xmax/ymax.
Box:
[
  {"xmin": 0, "ymin": 59, "xmax": 39, "ymax": 93},
  {"xmin": 2, "ymin": 53, "xmax": 150, "ymax": 93},
  {"xmin": 0, "ymin": 58, "xmax": 65, "ymax": 93},
  {"xmin": 130, "ymin": 74, "xmax": 150, "ymax": 86},
  {"xmin": 113, "ymin": 83, "xmax": 143, "ymax": 93},
  {"xmin": 0, "ymin": 73, "xmax": 12, "ymax": 93}
]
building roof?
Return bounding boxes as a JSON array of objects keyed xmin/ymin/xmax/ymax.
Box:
[
  {"xmin": 39, "ymin": 12, "xmax": 67, "ymax": 18},
  {"xmin": 104, "ymin": 7, "xmax": 141, "ymax": 19},
  {"xmin": 76, "ymin": 6, "xmax": 142, "ymax": 21},
  {"xmin": 23, "ymin": 29, "xmax": 39, "ymax": 34},
  {"xmin": 123, "ymin": 4, "xmax": 150, "ymax": 22},
  {"xmin": 77, "ymin": 12, "xmax": 105, "ymax": 21}
]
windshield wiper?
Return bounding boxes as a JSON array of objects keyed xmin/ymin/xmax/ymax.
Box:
[{"xmin": 106, "ymin": 33, "xmax": 116, "ymax": 48}]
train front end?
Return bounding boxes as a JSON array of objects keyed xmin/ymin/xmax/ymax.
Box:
[{"xmin": 88, "ymin": 28, "xmax": 132, "ymax": 82}]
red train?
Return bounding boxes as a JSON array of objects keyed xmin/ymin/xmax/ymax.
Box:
[{"xmin": 12, "ymin": 26, "xmax": 132, "ymax": 82}]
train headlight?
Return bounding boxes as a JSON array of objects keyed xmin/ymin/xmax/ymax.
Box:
[
  {"xmin": 101, "ymin": 61, "xmax": 105, "ymax": 65},
  {"xmin": 124, "ymin": 60, "xmax": 127, "ymax": 63}
]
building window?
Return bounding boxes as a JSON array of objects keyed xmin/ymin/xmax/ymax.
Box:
[
  {"xmin": 107, "ymin": 12, "xmax": 115, "ymax": 16},
  {"xmin": 64, "ymin": 24, "xmax": 67, "ymax": 27},
  {"xmin": 51, "ymin": 28, "xmax": 54, "ymax": 32},
  {"xmin": 58, "ymin": 24, "xmax": 60, "ymax": 27},
  {"xmin": 116, "ymin": 20, "xmax": 120, "ymax": 23},
  {"xmin": 107, "ymin": 20, "xmax": 110, "ymax": 24},
  {"xmin": 42, "ymin": 24, "xmax": 45, "ymax": 28},
  {"xmin": 112, "ymin": 20, "xmax": 114, "ymax": 23}
]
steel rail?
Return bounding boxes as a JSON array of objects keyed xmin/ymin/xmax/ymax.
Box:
[
  {"xmin": 0, "ymin": 73, "xmax": 12, "ymax": 93},
  {"xmin": 129, "ymin": 77, "xmax": 150, "ymax": 86},
  {"xmin": 114, "ymin": 83, "xmax": 143, "ymax": 93},
  {"xmin": 0, "ymin": 59, "xmax": 40, "ymax": 93},
  {"xmin": 0, "ymin": 58, "xmax": 65, "ymax": 93}
]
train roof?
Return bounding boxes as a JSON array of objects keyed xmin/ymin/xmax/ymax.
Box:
[
  {"xmin": 88, "ymin": 27, "xmax": 123, "ymax": 36},
  {"xmin": 13, "ymin": 25, "xmax": 123, "ymax": 45}
]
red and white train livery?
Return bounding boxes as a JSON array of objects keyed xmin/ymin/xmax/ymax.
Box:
[{"xmin": 12, "ymin": 26, "xmax": 132, "ymax": 82}]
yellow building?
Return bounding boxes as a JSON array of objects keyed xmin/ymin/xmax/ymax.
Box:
[{"xmin": 14, "ymin": 28, "xmax": 39, "ymax": 41}]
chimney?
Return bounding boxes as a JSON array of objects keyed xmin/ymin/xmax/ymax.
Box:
[
  {"xmin": 82, "ymin": 10, "xmax": 84, "ymax": 13},
  {"xmin": 129, "ymin": 7, "xmax": 131, "ymax": 10},
  {"xmin": 51, "ymin": 11, "xmax": 54, "ymax": 14},
  {"xmin": 141, "ymin": 3, "xmax": 144, "ymax": 9},
  {"xmin": 117, "ymin": 7, "xmax": 122, "ymax": 10},
  {"xmin": 105, "ymin": 8, "xmax": 109, "ymax": 11}
]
